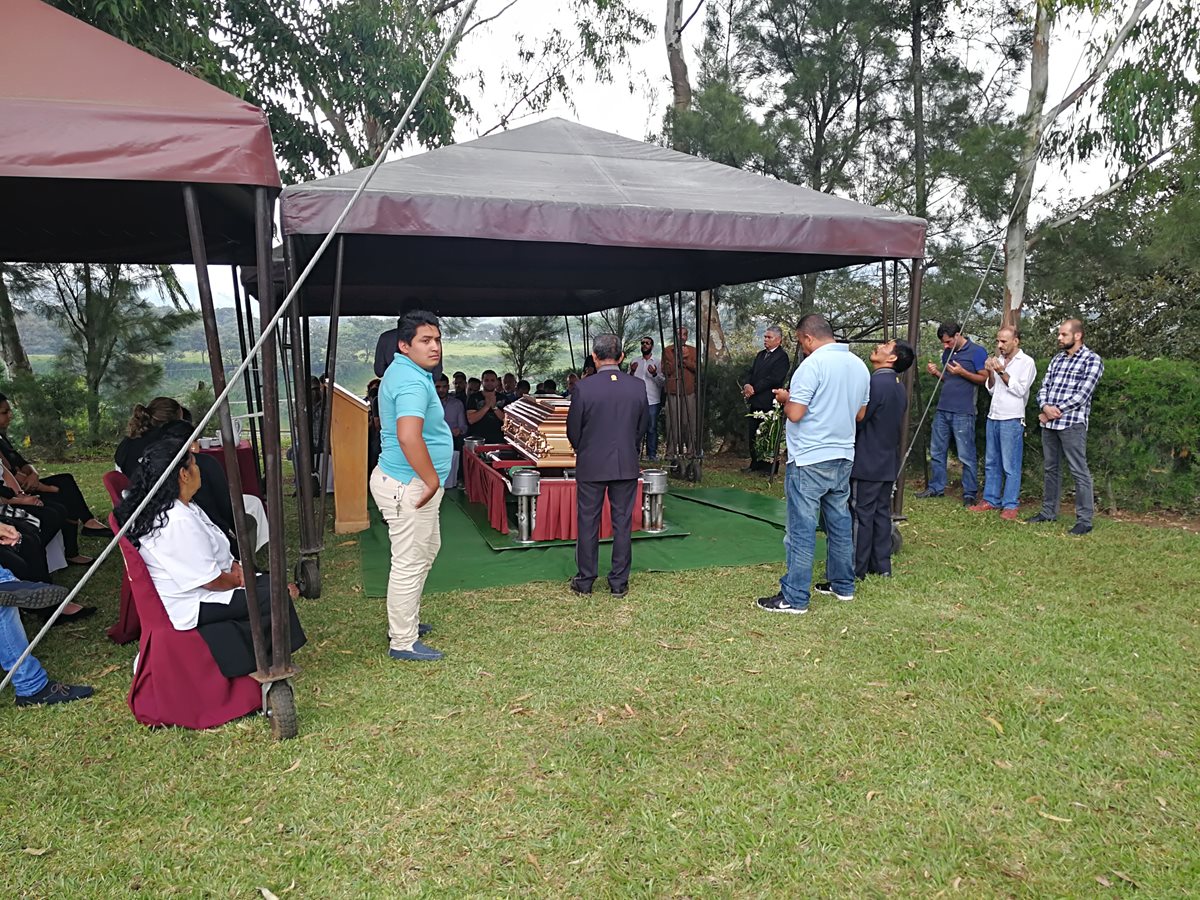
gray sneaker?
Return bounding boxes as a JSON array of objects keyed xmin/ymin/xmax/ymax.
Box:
[
  {"xmin": 0, "ymin": 583, "xmax": 69, "ymax": 610},
  {"xmin": 389, "ymin": 640, "xmax": 444, "ymax": 662}
]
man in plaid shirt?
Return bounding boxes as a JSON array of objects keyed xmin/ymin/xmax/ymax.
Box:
[{"xmin": 1027, "ymin": 319, "xmax": 1104, "ymax": 534}]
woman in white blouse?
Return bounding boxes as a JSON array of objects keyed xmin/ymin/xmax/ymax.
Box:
[{"xmin": 114, "ymin": 439, "xmax": 305, "ymax": 677}]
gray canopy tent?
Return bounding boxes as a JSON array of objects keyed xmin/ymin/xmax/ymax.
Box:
[{"xmin": 255, "ymin": 118, "xmax": 927, "ymax": 589}]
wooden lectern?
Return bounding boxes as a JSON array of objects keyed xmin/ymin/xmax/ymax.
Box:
[{"xmin": 329, "ymin": 383, "xmax": 369, "ymax": 533}]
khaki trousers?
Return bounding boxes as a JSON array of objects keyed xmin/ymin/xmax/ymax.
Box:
[{"xmin": 369, "ymin": 468, "xmax": 444, "ymax": 652}]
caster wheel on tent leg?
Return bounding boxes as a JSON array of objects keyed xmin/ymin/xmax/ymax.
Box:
[
  {"xmin": 296, "ymin": 558, "xmax": 321, "ymax": 599},
  {"xmin": 266, "ymin": 681, "xmax": 298, "ymax": 740},
  {"xmin": 891, "ymin": 523, "xmax": 903, "ymax": 556}
]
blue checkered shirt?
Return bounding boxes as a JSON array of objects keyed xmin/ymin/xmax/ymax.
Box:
[{"xmin": 1036, "ymin": 345, "xmax": 1104, "ymax": 430}]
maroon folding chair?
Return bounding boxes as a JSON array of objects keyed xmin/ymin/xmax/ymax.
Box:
[
  {"xmin": 102, "ymin": 471, "xmax": 138, "ymax": 644},
  {"xmin": 109, "ymin": 513, "xmax": 261, "ymax": 729}
]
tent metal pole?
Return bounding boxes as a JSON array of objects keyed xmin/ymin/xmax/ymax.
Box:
[
  {"xmin": 697, "ymin": 287, "xmax": 716, "ymax": 483},
  {"xmin": 564, "ymin": 315, "xmax": 575, "ymax": 372},
  {"xmin": 257, "ymin": 189, "xmax": 292, "ymax": 672},
  {"xmin": 243, "ymin": 270, "xmax": 266, "ymax": 477},
  {"xmin": 230, "ymin": 265, "xmax": 263, "ymax": 490},
  {"xmin": 284, "ymin": 237, "xmax": 319, "ymax": 589},
  {"xmin": 895, "ymin": 257, "xmax": 925, "ymax": 516},
  {"xmin": 314, "ymin": 236, "xmax": 344, "ymax": 550},
  {"xmin": 183, "ymin": 185, "xmax": 269, "ymax": 677},
  {"xmin": 881, "ymin": 261, "xmax": 888, "ymax": 340}
]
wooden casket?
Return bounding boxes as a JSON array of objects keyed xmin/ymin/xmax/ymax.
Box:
[{"xmin": 502, "ymin": 396, "xmax": 576, "ymax": 467}]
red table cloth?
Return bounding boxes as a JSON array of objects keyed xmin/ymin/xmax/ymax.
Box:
[
  {"xmin": 463, "ymin": 448, "xmax": 643, "ymax": 541},
  {"xmin": 198, "ymin": 440, "xmax": 261, "ymax": 498}
]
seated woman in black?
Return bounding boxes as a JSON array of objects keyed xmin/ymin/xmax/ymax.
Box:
[
  {"xmin": 0, "ymin": 394, "xmax": 108, "ymax": 539},
  {"xmin": 114, "ymin": 439, "xmax": 305, "ymax": 678}
]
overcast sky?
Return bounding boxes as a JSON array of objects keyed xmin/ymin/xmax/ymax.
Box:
[{"xmin": 182, "ymin": 0, "xmax": 1121, "ymax": 309}]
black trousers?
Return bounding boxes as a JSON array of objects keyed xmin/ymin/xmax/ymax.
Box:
[
  {"xmin": 196, "ymin": 572, "xmax": 307, "ymax": 678},
  {"xmin": 35, "ymin": 497, "xmax": 80, "ymax": 557},
  {"xmin": 0, "ymin": 526, "xmax": 49, "ymax": 582},
  {"xmin": 851, "ymin": 479, "xmax": 893, "ymax": 578},
  {"xmin": 39, "ymin": 473, "xmax": 96, "ymax": 523},
  {"xmin": 574, "ymin": 478, "xmax": 638, "ymax": 592}
]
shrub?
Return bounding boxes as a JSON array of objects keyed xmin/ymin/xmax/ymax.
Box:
[
  {"xmin": 0, "ymin": 371, "xmax": 87, "ymax": 460},
  {"xmin": 1022, "ymin": 357, "xmax": 1200, "ymax": 512}
]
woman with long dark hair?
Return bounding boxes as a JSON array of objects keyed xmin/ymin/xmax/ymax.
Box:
[{"xmin": 114, "ymin": 439, "xmax": 305, "ymax": 678}]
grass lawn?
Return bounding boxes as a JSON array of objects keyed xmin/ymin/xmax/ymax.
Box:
[{"xmin": 2, "ymin": 456, "xmax": 1199, "ymax": 896}]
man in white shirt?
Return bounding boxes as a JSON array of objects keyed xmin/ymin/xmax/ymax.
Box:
[
  {"xmin": 628, "ymin": 335, "xmax": 665, "ymax": 459},
  {"xmin": 968, "ymin": 326, "xmax": 1037, "ymax": 520}
]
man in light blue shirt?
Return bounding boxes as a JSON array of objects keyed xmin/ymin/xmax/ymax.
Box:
[
  {"xmin": 369, "ymin": 310, "xmax": 453, "ymax": 662},
  {"xmin": 758, "ymin": 314, "xmax": 869, "ymax": 614}
]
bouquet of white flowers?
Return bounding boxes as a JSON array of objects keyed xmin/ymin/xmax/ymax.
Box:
[{"xmin": 747, "ymin": 398, "xmax": 784, "ymax": 468}]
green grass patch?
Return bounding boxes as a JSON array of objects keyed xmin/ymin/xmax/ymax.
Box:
[{"xmin": 2, "ymin": 457, "xmax": 1198, "ymax": 895}]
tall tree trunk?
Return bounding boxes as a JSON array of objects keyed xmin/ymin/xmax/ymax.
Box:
[
  {"xmin": 911, "ymin": 1, "xmax": 927, "ymax": 222},
  {"xmin": 666, "ymin": 0, "xmax": 727, "ymax": 359},
  {"xmin": 83, "ymin": 264, "xmax": 102, "ymax": 443},
  {"xmin": 0, "ymin": 264, "xmax": 33, "ymax": 377},
  {"xmin": 1002, "ymin": 1, "xmax": 1050, "ymax": 328},
  {"xmin": 665, "ymin": 0, "xmax": 693, "ymax": 112}
]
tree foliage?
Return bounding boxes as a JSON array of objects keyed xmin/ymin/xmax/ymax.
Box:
[
  {"xmin": 497, "ymin": 315, "xmax": 561, "ymax": 381},
  {"xmin": 14, "ymin": 264, "xmax": 198, "ymax": 442}
]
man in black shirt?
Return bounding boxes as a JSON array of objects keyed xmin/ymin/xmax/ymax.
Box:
[
  {"xmin": 466, "ymin": 370, "xmax": 507, "ymax": 443},
  {"xmin": 851, "ymin": 339, "xmax": 914, "ymax": 579}
]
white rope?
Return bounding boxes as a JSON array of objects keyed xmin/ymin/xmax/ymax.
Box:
[{"xmin": 2, "ymin": 0, "xmax": 479, "ymax": 694}]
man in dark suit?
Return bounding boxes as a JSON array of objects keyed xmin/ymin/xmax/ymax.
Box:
[
  {"xmin": 851, "ymin": 339, "xmax": 914, "ymax": 579},
  {"xmin": 741, "ymin": 325, "xmax": 791, "ymax": 472},
  {"xmin": 566, "ymin": 333, "xmax": 649, "ymax": 597}
]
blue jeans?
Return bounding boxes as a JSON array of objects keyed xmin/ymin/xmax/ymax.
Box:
[
  {"xmin": 644, "ymin": 403, "xmax": 661, "ymax": 459},
  {"xmin": 0, "ymin": 603, "xmax": 49, "ymax": 698},
  {"xmin": 983, "ymin": 418, "xmax": 1024, "ymax": 509},
  {"xmin": 929, "ymin": 410, "xmax": 978, "ymax": 498},
  {"xmin": 780, "ymin": 459, "xmax": 855, "ymax": 608}
]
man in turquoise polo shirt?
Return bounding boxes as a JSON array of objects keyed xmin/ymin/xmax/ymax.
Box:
[
  {"xmin": 758, "ymin": 314, "xmax": 869, "ymax": 615},
  {"xmin": 368, "ymin": 310, "xmax": 453, "ymax": 662}
]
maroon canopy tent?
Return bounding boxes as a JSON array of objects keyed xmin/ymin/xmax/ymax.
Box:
[
  {"xmin": 0, "ymin": 0, "xmax": 280, "ymax": 263},
  {"xmin": 0, "ymin": 0, "xmax": 297, "ymax": 737}
]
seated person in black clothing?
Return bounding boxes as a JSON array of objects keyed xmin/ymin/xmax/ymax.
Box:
[
  {"xmin": 0, "ymin": 394, "xmax": 108, "ymax": 538},
  {"xmin": 516, "ymin": 379, "xmax": 531, "ymax": 400},
  {"xmin": 466, "ymin": 370, "xmax": 507, "ymax": 443},
  {"xmin": 115, "ymin": 439, "xmax": 305, "ymax": 678},
  {"xmin": 117, "ymin": 398, "xmax": 269, "ymax": 554}
]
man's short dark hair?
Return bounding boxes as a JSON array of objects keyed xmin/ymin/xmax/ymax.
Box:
[
  {"xmin": 999, "ymin": 325, "xmax": 1022, "ymax": 342},
  {"xmin": 435, "ymin": 373, "xmax": 449, "ymax": 384},
  {"xmin": 592, "ymin": 333, "xmax": 622, "ymax": 362},
  {"xmin": 453, "ymin": 371, "xmax": 466, "ymax": 380},
  {"xmin": 891, "ymin": 340, "xmax": 915, "ymax": 374},
  {"xmin": 517, "ymin": 379, "xmax": 530, "ymax": 391},
  {"xmin": 397, "ymin": 310, "xmax": 440, "ymax": 345},
  {"xmin": 543, "ymin": 379, "xmax": 557, "ymax": 391},
  {"xmin": 937, "ymin": 321, "xmax": 962, "ymax": 340},
  {"xmin": 1063, "ymin": 318, "xmax": 1084, "ymax": 338},
  {"xmin": 641, "ymin": 335, "xmax": 654, "ymax": 345},
  {"xmin": 796, "ymin": 313, "xmax": 833, "ymax": 340},
  {"xmin": 481, "ymin": 369, "xmax": 497, "ymax": 379}
]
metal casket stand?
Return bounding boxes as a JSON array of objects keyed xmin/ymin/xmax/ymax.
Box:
[
  {"xmin": 641, "ymin": 468, "xmax": 668, "ymax": 533},
  {"xmin": 509, "ymin": 468, "xmax": 541, "ymax": 543}
]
